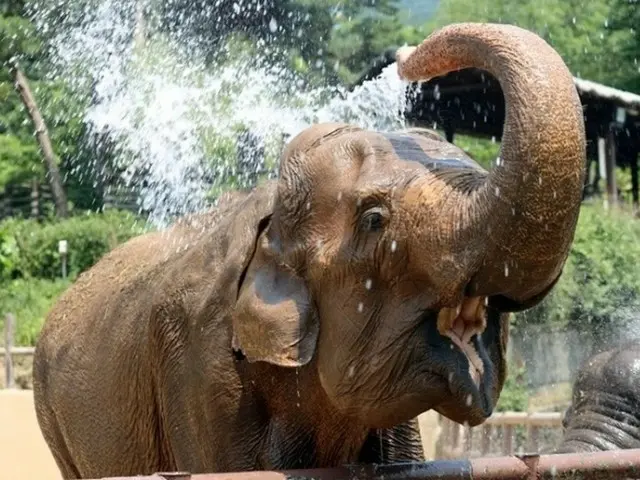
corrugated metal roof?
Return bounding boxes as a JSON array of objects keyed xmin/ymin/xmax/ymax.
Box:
[{"xmin": 573, "ymin": 77, "xmax": 640, "ymax": 111}]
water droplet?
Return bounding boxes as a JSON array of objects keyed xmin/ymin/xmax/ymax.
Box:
[
  {"xmin": 391, "ymin": 240, "xmax": 397, "ymax": 252},
  {"xmin": 268, "ymin": 17, "xmax": 278, "ymax": 33},
  {"xmin": 465, "ymin": 394, "xmax": 472, "ymax": 406},
  {"xmin": 365, "ymin": 278, "xmax": 372, "ymax": 290},
  {"xmin": 357, "ymin": 302, "xmax": 364, "ymax": 312},
  {"xmin": 494, "ymin": 186, "xmax": 500, "ymax": 197},
  {"xmin": 305, "ymin": 201, "xmax": 311, "ymax": 210},
  {"xmin": 348, "ymin": 365, "xmax": 355, "ymax": 378},
  {"xmin": 504, "ymin": 263, "xmax": 509, "ymax": 277}
]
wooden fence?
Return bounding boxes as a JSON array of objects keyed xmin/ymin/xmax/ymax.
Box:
[
  {"xmin": 1, "ymin": 314, "xmax": 35, "ymax": 389},
  {"xmin": 0, "ymin": 181, "xmax": 146, "ymax": 222},
  {"xmin": 436, "ymin": 411, "xmax": 564, "ymax": 459}
]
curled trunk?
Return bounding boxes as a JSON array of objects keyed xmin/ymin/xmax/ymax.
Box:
[{"xmin": 397, "ymin": 24, "xmax": 586, "ymax": 304}]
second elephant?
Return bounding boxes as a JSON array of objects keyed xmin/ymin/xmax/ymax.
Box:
[{"xmin": 556, "ymin": 340, "xmax": 640, "ymax": 453}]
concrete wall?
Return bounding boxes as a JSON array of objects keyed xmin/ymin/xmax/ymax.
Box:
[{"xmin": 0, "ymin": 390, "xmax": 61, "ymax": 480}]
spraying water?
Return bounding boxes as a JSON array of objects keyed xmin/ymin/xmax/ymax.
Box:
[{"xmin": 29, "ymin": 0, "xmax": 412, "ymax": 226}]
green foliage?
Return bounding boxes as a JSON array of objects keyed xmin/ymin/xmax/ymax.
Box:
[
  {"xmin": 451, "ymin": 134, "xmax": 501, "ymax": 170},
  {"xmin": 516, "ymin": 204, "xmax": 640, "ymax": 342},
  {"xmin": 496, "ymin": 363, "xmax": 529, "ymax": 412},
  {"xmin": 0, "ymin": 210, "xmax": 149, "ymax": 281},
  {"xmin": 0, "ymin": 277, "xmax": 73, "ymax": 345},
  {"xmin": 428, "ymin": 0, "xmax": 638, "ymax": 90},
  {"xmin": 328, "ymin": 12, "xmax": 426, "ymax": 84}
]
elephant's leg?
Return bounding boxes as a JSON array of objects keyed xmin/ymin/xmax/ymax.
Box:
[
  {"xmin": 358, "ymin": 420, "xmax": 424, "ymax": 464},
  {"xmin": 151, "ymin": 309, "xmax": 264, "ymax": 473},
  {"xmin": 36, "ymin": 404, "xmax": 81, "ymax": 479}
]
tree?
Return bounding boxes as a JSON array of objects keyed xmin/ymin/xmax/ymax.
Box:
[
  {"xmin": 609, "ymin": 0, "xmax": 640, "ymax": 92},
  {"xmin": 0, "ymin": 2, "xmax": 105, "ymax": 211},
  {"xmin": 427, "ymin": 0, "xmax": 638, "ymax": 90},
  {"xmin": 9, "ymin": 60, "xmax": 69, "ymax": 217}
]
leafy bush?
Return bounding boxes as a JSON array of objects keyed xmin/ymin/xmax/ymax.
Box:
[
  {"xmin": 496, "ymin": 363, "xmax": 529, "ymax": 412},
  {"xmin": 0, "ymin": 210, "xmax": 149, "ymax": 281},
  {"xmin": 0, "ymin": 277, "xmax": 73, "ymax": 346},
  {"xmin": 516, "ymin": 203, "xmax": 640, "ymax": 341}
]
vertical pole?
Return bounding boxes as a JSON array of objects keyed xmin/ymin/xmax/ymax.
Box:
[
  {"xmin": 597, "ymin": 136, "xmax": 607, "ymax": 208},
  {"xmin": 445, "ymin": 126, "xmax": 455, "ymax": 143},
  {"xmin": 59, "ymin": 240, "xmax": 68, "ymax": 279},
  {"xmin": 631, "ymin": 149, "xmax": 639, "ymax": 216},
  {"xmin": 606, "ymin": 125, "xmax": 618, "ymax": 209},
  {"xmin": 4, "ymin": 314, "xmax": 15, "ymax": 389},
  {"xmin": 31, "ymin": 178, "xmax": 39, "ymax": 218}
]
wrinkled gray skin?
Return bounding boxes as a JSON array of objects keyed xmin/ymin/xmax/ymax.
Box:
[
  {"xmin": 556, "ymin": 340, "xmax": 640, "ymax": 453},
  {"xmin": 33, "ymin": 23, "xmax": 586, "ymax": 480}
]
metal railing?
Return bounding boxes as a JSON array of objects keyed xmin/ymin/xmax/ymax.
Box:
[{"xmin": 88, "ymin": 449, "xmax": 640, "ymax": 479}]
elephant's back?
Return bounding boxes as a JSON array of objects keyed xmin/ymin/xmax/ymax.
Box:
[
  {"xmin": 39, "ymin": 188, "xmax": 253, "ymax": 346},
  {"xmin": 32, "ymin": 187, "xmax": 266, "ymax": 476}
]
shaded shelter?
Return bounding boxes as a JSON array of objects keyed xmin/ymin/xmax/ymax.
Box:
[{"xmin": 352, "ymin": 49, "xmax": 640, "ymax": 211}]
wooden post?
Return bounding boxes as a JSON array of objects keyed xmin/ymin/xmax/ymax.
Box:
[
  {"xmin": 9, "ymin": 60, "xmax": 69, "ymax": 218},
  {"xmin": 31, "ymin": 178, "xmax": 39, "ymax": 218},
  {"xmin": 526, "ymin": 424, "xmax": 539, "ymax": 453},
  {"xmin": 3, "ymin": 314, "xmax": 15, "ymax": 389},
  {"xmin": 445, "ymin": 126, "xmax": 455, "ymax": 143},
  {"xmin": 631, "ymin": 149, "xmax": 639, "ymax": 216},
  {"xmin": 502, "ymin": 425, "xmax": 513, "ymax": 455},
  {"xmin": 605, "ymin": 125, "xmax": 618, "ymax": 209},
  {"xmin": 481, "ymin": 424, "xmax": 491, "ymax": 455}
]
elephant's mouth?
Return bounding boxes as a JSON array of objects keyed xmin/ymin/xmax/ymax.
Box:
[
  {"xmin": 437, "ymin": 296, "xmax": 487, "ymax": 387},
  {"xmin": 423, "ymin": 295, "xmax": 496, "ymax": 425}
]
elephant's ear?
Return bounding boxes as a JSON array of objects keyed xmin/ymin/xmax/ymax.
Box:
[{"xmin": 232, "ymin": 224, "xmax": 318, "ymax": 367}]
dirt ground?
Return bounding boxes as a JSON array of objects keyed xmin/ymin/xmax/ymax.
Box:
[{"xmin": 0, "ymin": 389, "xmax": 61, "ymax": 479}]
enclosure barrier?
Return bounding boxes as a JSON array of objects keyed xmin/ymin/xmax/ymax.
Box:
[
  {"xmin": 1, "ymin": 314, "xmax": 36, "ymax": 388},
  {"xmin": 437, "ymin": 411, "xmax": 564, "ymax": 458},
  {"xmin": 90, "ymin": 449, "xmax": 640, "ymax": 480}
]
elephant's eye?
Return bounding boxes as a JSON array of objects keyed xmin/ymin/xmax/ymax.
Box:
[{"xmin": 360, "ymin": 207, "xmax": 386, "ymax": 232}]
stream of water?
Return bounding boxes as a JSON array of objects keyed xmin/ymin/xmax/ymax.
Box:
[{"xmin": 30, "ymin": 0, "xmax": 410, "ymax": 226}]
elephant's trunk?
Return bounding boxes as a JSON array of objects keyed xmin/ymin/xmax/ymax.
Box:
[{"xmin": 397, "ymin": 24, "xmax": 586, "ymax": 304}]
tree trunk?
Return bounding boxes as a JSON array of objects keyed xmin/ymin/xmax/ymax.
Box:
[{"xmin": 9, "ymin": 60, "xmax": 69, "ymax": 218}]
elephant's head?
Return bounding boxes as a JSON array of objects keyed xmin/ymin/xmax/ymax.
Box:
[{"xmin": 232, "ymin": 23, "xmax": 585, "ymax": 428}]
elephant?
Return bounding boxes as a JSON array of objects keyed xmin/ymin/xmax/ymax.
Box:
[
  {"xmin": 555, "ymin": 340, "xmax": 640, "ymax": 453},
  {"xmin": 33, "ymin": 22, "xmax": 586, "ymax": 479}
]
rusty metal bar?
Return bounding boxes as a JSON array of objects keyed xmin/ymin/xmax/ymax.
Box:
[{"xmin": 92, "ymin": 448, "xmax": 640, "ymax": 480}]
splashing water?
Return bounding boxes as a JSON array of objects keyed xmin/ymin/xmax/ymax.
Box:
[{"xmin": 30, "ymin": 0, "xmax": 411, "ymax": 226}]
